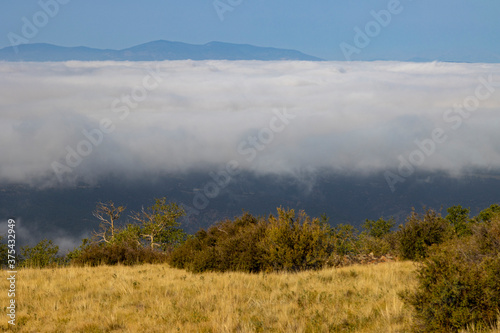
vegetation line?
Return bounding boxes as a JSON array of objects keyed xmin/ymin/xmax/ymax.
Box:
[{"xmin": 1, "ymin": 200, "xmax": 499, "ymax": 332}]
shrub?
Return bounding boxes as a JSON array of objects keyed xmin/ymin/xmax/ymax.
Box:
[
  {"xmin": 214, "ymin": 214, "xmax": 267, "ymax": 272},
  {"xmin": 20, "ymin": 239, "xmax": 60, "ymax": 268},
  {"xmin": 168, "ymin": 230, "xmax": 214, "ymax": 272},
  {"xmin": 0, "ymin": 236, "xmax": 9, "ymax": 268},
  {"xmin": 402, "ymin": 217, "xmax": 500, "ymax": 332},
  {"xmin": 359, "ymin": 217, "xmax": 396, "ymax": 256},
  {"xmin": 72, "ymin": 241, "xmax": 168, "ymax": 266},
  {"xmin": 331, "ymin": 223, "xmax": 359, "ymax": 256},
  {"xmin": 169, "ymin": 212, "xmax": 267, "ymax": 273},
  {"xmin": 397, "ymin": 208, "xmax": 451, "ymax": 260},
  {"xmin": 445, "ymin": 205, "xmax": 472, "ymax": 237},
  {"xmin": 472, "ymin": 216, "xmax": 500, "ymax": 256},
  {"xmin": 64, "ymin": 238, "xmax": 92, "ymax": 264},
  {"xmin": 358, "ymin": 235, "xmax": 391, "ymax": 257},
  {"xmin": 474, "ymin": 203, "xmax": 500, "ymax": 223},
  {"xmin": 259, "ymin": 208, "xmax": 334, "ymax": 272},
  {"xmin": 170, "ymin": 209, "xmax": 335, "ymax": 273},
  {"xmin": 362, "ymin": 217, "xmax": 395, "ymax": 238}
]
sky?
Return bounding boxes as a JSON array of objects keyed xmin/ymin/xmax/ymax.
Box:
[{"xmin": 1, "ymin": 0, "xmax": 500, "ymax": 61}]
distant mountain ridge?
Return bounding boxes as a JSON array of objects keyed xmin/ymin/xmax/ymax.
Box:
[{"xmin": 0, "ymin": 40, "xmax": 324, "ymax": 62}]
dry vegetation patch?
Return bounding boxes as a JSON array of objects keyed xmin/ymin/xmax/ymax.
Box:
[{"xmin": 1, "ymin": 262, "xmax": 418, "ymax": 332}]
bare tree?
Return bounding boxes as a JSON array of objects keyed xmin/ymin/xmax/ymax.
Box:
[{"xmin": 92, "ymin": 201, "xmax": 126, "ymax": 244}]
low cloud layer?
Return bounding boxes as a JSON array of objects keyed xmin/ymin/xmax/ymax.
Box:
[{"xmin": 1, "ymin": 60, "xmax": 500, "ymax": 188}]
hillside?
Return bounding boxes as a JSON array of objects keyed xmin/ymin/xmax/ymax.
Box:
[{"xmin": 0, "ymin": 40, "xmax": 323, "ymax": 62}]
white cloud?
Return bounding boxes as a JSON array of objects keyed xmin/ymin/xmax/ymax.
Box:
[{"xmin": 1, "ymin": 60, "xmax": 500, "ymax": 187}]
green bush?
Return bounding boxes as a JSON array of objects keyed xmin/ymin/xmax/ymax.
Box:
[
  {"xmin": 359, "ymin": 217, "xmax": 396, "ymax": 256},
  {"xmin": 215, "ymin": 215, "xmax": 267, "ymax": 272},
  {"xmin": 362, "ymin": 217, "xmax": 395, "ymax": 238},
  {"xmin": 474, "ymin": 203, "xmax": 500, "ymax": 223},
  {"xmin": 402, "ymin": 217, "xmax": 500, "ymax": 332},
  {"xmin": 20, "ymin": 239, "xmax": 60, "ymax": 268},
  {"xmin": 0, "ymin": 236, "xmax": 9, "ymax": 268},
  {"xmin": 72, "ymin": 241, "xmax": 168, "ymax": 266},
  {"xmin": 445, "ymin": 205, "xmax": 472, "ymax": 237},
  {"xmin": 63, "ymin": 238, "xmax": 93, "ymax": 265},
  {"xmin": 358, "ymin": 235, "xmax": 391, "ymax": 257},
  {"xmin": 330, "ymin": 223, "xmax": 359, "ymax": 256},
  {"xmin": 397, "ymin": 208, "xmax": 451, "ymax": 260},
  {"xmin": 170, "ymin": 209, "xmax": 335, "ymax": 273},
  {"xmin": 169, "ymin": 212, "xmax": 267, "ymax": 273},
  {"xmin": 472, "ymin": 216, "xmax": 500, "ymax": 256},
  {"xmin": 259, "ymin": 208, "xmax": 334, "ymax": 272}
]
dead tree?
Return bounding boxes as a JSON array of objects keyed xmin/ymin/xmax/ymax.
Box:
[{"xmin": 92, "ymin": 201, "xmax": 126, "ymax": 244}]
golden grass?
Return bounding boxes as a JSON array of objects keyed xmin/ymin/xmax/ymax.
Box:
[{"xmin": 2, "ymin": 261, "xmax": 418, "ymax": 332}]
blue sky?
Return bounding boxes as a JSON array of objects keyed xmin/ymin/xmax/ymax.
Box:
[{"xmin": 1, "ymin": 0, "xmax": 500, "ymax": 61}]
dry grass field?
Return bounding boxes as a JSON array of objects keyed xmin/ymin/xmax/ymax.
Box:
[{"xmin": 1, "ymin": 261, "xmax": 421, "ymax": 332}]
